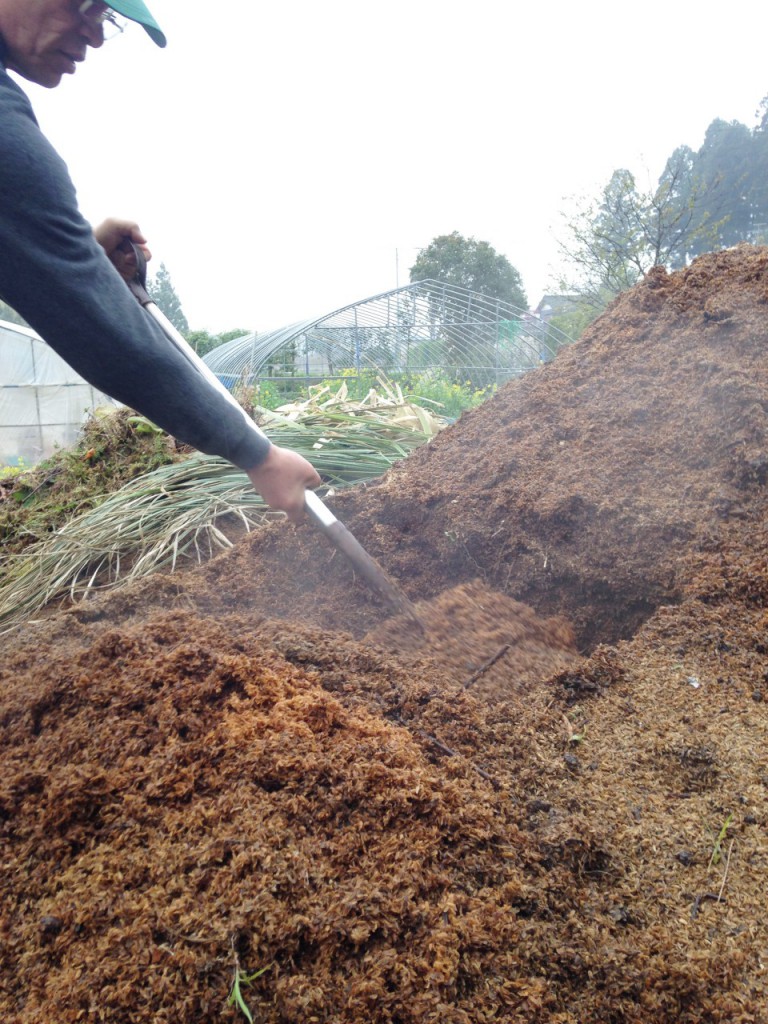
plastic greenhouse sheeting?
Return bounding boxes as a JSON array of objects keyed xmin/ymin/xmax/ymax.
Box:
[{"xmin": 0, "ymin": 319, "xmax": 117, "ymax": 467}]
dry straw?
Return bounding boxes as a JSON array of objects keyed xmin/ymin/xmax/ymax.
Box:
[{"xmin": 0, "ymin": 400, "xmax": 444, "ymax": 633}]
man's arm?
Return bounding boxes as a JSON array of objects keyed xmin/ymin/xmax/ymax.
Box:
[{"xmin": 0, "ymin": 68, "xmax": 319, "ymax": 513}]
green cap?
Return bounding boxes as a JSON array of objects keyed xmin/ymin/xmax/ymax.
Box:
[{"xmin": 108, "ymin": 0, "xmax": 167, "ymax": 48}]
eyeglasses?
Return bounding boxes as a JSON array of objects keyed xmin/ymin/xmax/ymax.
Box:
[{"xmin": 78, "ymin": 1, "xmax": 126, "ymax": 41}]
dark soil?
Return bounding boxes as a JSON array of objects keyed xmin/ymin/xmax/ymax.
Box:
[{"xmin": 1, "ymin": 244, "xmax": 767, "ymax": 1022}]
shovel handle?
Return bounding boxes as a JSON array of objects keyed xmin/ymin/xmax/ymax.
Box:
[{"xmin": 119, "ymin": 237, "xmax": 153, "ymax": 306}]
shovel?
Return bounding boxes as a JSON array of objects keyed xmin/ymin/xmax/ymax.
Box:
[{"xmin": 121, "ymin": 244, "xmax": 422, "ymax": 626}]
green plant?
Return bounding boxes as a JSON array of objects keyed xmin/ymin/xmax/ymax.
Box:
[
  {"xmin": 0, "ymin": 456, "xmax": 27, "ymax": 481},
  {"xmin": 243, "ymin": 369, "xmax": 496, "ymax": 418},
  {"xmin": 708, "ymin": 812, "xmax": 733, "ymax": 868},
  {"xmin": 126, "ymin": 414, "xmax": 164, "ymax": 436},
  {"xmin": 227, "ymin": 962, "xmax": 270, "ymax": 1023},
  {"xmin": 0, "ymin": 408, "xmax": 179, "ymax": 560},
  {"xmin": 401, "ymin": 372, "xmax": 493, "ymax": 418},
  {"xmin": 232, "ymin": 379, "xmax": 284, "ymax": 413},
  {"xmin": 305, "ymin": 369, "xmax": 382, "ymax": 404}
]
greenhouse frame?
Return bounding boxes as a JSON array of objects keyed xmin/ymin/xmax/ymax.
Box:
[{"xmin": 204, "ymin": 280, "xmax": 572, "ymax": 395}]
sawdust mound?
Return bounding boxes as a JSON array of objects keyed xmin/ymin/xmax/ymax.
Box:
[
  {"xmin": 0, "ymin": 612, "xmax": 584, "ymax": 1023},
  {"xmin": 2, "ymin": 245, "xmax": 768, "ymax": 1022},
  {"xmin": 332, "ymin": 245, "xmax": 768, "ymax": 648}
]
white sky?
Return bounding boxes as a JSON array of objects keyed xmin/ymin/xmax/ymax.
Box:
[{"xmin": 23, "ymin": 0, "xmax": 768, "ymax": 332}]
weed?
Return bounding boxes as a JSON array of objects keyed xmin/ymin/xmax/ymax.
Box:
[
  {"xmin": 126, "ymin": 414, "xmax": 164, "ymax": 435},
  {"xmin": 227, "ymin": 958, "xmax": 271, "ymax": 1023},
  {"xmin": 401, "ymin": 372, "xmax": 493, "ymax": 418},
  {"xmin": 708, "ymin": 812, "xmax": 733, "ymax": 869}
]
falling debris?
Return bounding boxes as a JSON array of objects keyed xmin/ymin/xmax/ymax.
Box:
[{"xmin": 364, "ymin": 579, "xmax": 582, "ymax": 701}]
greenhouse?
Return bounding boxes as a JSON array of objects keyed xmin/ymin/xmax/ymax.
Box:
[
  {"xmin": 0, "ymin": 282, "xmax": 573, "ymax": 469},
  {"xmin": 0, "ymin": 319, "xmax": 117, "ymax": 467},
  {"xmin": 204, "ymin": 280, "xmax": 572, "ymax": 396}
]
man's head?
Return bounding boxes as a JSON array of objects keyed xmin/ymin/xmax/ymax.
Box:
[{"xmin": 0, "ymin": 0, "xmax": 165, "ymax": 89}]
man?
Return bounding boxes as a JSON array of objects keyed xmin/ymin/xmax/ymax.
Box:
[{"xmin": 0, "ymin": 0, "xmax": 320, "ymax": 520}]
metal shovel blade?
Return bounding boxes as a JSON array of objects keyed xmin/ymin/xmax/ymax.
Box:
[{"xmin": 304, "ymin": 491, "xmax": 423, "ymax": 627}]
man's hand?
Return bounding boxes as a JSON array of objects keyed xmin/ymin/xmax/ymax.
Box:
[
  {"xmin": 246, "ymin": 445, "xmax": 322, "ymax": 523},
  {"xmin": 93, "ymin": 218, "xmax": 152, "ymax": 282}
]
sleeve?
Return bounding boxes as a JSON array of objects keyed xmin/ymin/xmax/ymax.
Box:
[{"xmin": 0, "ymin": 71, "xmax": 271, "ymax": 471}]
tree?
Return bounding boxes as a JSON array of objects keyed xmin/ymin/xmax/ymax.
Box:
[
  {"xmin": 150, "ymin": 263, "xmax": 189, "ymax": 334},
  {"xmin": 409, "ymin": 232, "xmax": 528, "ymax": 310},
  {"xmin": 658, "ymin": 146, "xmax": 699, "ymax": 268},
  {"xmin": 753, "ymin": 97, "xmax": 768, "ymax": 242},
  {"xmin": 186, "ymin": 328, "xmax": 250, "ymax": 358},
  {"xmin": 683, "ymin": 118, "xmax": 755, "ymax": 257},
  {"xmin": 408, "ymin": 233, "xmax": 529, "ymax": 380},
  {"xmin": 557, "ymin": 170, "xmax": 645, "ymax": 318},
  {"xmin": 558, "ymin": 152, "xmax": 719, "ymax": 317}
]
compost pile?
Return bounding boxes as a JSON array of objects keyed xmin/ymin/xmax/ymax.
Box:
[{"xmin": 1, "ymin": 245, "xmax": 767, "ymax": 1023}]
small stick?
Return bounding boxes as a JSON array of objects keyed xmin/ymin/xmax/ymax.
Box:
[
  {"xmin": 462, "ymin": 644, "xmax": 511, "ymax": 689},
  {"xmin": 164, "ymin": 925, "xmax": 220, "ymax": 945},
  {"xmin": 690, "ymin": 892, "xmax": 723, "ymax": 919},
  {"xmin": 717, "ymin": 839, "xmax": 735, "ymax": 902},
  {"xmin": 415, "ymin": 728, "xmax": 500, "ymax": 789},
  {"xmin": 414, "ymin": 728, "xmax": 460, "ymax": 759}
]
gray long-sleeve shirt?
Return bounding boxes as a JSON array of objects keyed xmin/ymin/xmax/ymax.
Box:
[{"xmin": 0, "ymin": 43, "xmax": 270, "ymax": 471}]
